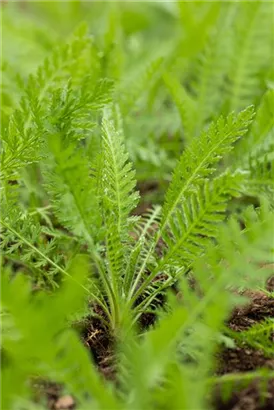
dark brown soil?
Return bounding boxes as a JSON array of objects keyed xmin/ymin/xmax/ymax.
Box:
[
  {"xmin": 214, "ymin": 284, "xmax": 274, "ymax": 410},
  {"xmin": 266, "ymin": 276, "xmax": 274, "ymax": 292},
  {"xmin": 80, "ymin": 316, "xmax": 115, "ymax": 381},
  {"xmin": 228, "ymin": 290, "xmax": 274, "ymax": 332},
  {"xmin": 217, "ymin": 346, "xmax": 274, "ymax": 375},
  {"xmin": 214, "ymin": 379, "xmax": 274, "ymax": 410}
]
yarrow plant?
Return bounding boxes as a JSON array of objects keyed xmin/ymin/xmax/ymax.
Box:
[{"xmin": 1, "ymin": 2, "xmax": 274, "ymax": 410}]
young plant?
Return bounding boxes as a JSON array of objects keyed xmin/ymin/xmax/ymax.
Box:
[
  {"xmin": 2, "ymin": 202, "xmax": 273, "ymax": 410},
  {"xmin": 1, "ymin": 4, "xmax": 274, "ymax": 409},
  {"xmin": 1, "ymin": 83, "xmax": 255, "ymax": 333},
  {"xmin": 0, "ymin": 16, "xmax": 269, "ymax": 335}
]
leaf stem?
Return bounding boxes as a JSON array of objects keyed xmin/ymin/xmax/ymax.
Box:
[{"xmin": 0, "ymin": 218, "xmax": 112, "ymax": 321}]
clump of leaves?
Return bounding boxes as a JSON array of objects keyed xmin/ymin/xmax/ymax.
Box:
[{"xmin": 1, "ymin": 2, "xmax": 274, "ymax": 410}]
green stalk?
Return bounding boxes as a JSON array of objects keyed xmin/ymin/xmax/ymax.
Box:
[{"xmin": 0, "ymin": 219, "xmax": 112, "ymax": 322}]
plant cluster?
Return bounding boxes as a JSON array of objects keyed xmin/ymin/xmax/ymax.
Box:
[{"xmin": 1, "ymin": 2, "xmax": 274, "ymax": 410}]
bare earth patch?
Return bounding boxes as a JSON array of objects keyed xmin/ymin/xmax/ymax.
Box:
[{"xmin": 214, "ymin": 281, "xmax": 274, "ymax": 410}]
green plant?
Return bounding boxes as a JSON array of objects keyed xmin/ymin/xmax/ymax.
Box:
[
  {"xmin": 0, "ymin": 71, "xmax": 256, "ymax": 330},
  {"xmin": 228, "ymin": 318, "xmax": 274, "ymax": 357},
  {"xmin": 2, "ymin": 203, "xmax": 274, "ymax": 410},
  {"xmin": 1, "ymin": 2, "xmax": 274, "ymax": 409}
]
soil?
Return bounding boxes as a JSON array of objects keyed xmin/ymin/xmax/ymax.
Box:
[
  {"xmin": 32, "ymin": 380, "xmax": 64, "ymax": 410},
  {"xmin": 214, "ymin": 283, "xmax": 274, "ymax": 410},
  {"xmin": 267, "ymin": 276, "xmax": 274, "ymax": 292},
  {"xmin": 228, "ymin": 291, "xmax": 274, "ymax": 333},
  {"xmin": 213, "ymin": 380, "xmax": 274, "ymax": 410},
  {"xmin": 80, "ymin": 315, "xmax": 115, "ymax": 380}
]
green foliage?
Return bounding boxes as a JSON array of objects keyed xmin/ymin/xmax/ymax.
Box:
[
  {"xmin": 2, "ymin": 204, "xmax": 273, "ymax": 410},
  {"xmin": 1, "ymin": 256, "xmax": 120, "ymax": 410},
  {"xmin": 1, "ymin": 2, "xmax": 274, "ymax": 409},
  {"xmin": 229, "ymin": 318, "xmax": 274, "ymax": 357},
  {"xmin": 161, "ymin": 107, "xmax": 254, "ymax": 232},
  {"xmin": 227, "ymin": 3, "xmax": 273, "ymax": 112}
]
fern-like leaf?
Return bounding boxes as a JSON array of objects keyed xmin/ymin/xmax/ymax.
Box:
[
  {"xmin": 131, "ymin": 172, "xmax": 246, "ymax": 308},
  {"xmin": 160, "ymin": 172, "xmax": 245, "ymax": 270},
  {"xmin": 163, "ymin": 72, "xmax": 196, "ymax": 141},
  {"xmin": 229, "ymin": 318, "xmax": 274, "ymax": 357},
  {"xmin": 161, "ymin": 106, "xmax": 254, "ymax": 235},
  {"xmin": 0, "ymin": 24, "xmax": 93, "ymax": 181},
  {"xmin": 227, "ymin": 2, "xmax": 273, "ymax": 111},
  {"xmin": 100, "ymin": 112, "xmax": 139, "ymax": 287},
  {"xmin": 44, "ymin": 134, "xmax": 100, "ymax": 244}
]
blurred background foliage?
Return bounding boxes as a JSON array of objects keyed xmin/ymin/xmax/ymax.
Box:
[{"xmin": 2, "ymin": 1, "xmax": 274, "ymax": 198}]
